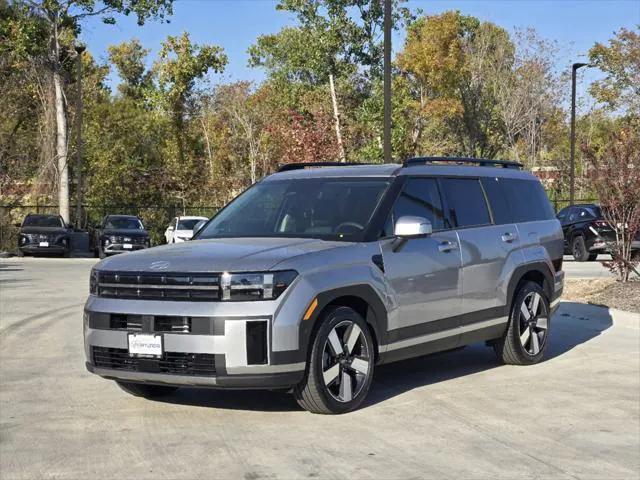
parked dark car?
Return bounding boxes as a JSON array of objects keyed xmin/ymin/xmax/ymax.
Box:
[
  {"xmin": 557, "ymin": 203, "xmax": 640, "ymax": 261},
  {"xmin": 92, "ymin": 215, "xmax": 150, "ymax": 258},
  {"xmin": 17, "ymin": 214, "xmax": 71, "ymax": 257}
]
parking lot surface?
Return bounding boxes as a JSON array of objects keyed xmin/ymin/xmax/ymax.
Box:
[
  {"xmin": 562, "ymin": 254, "xmax": 617, "ymax": 279},
  {"xmin": 1, "ymin": 258, "xmax": 639, "ymax": 479}
]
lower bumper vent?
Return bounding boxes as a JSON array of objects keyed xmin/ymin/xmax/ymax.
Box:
[{"xmin": 92, "ymin": 347, "xmax": 216, "ymax": 376}]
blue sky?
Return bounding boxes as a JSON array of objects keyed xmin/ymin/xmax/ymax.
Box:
[{"xmin": 81, "ymin": 0, "xmax": 640, "ymax": 103}]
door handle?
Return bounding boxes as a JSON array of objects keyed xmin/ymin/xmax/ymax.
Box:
[
  {"xmin": 438, "ymin": 241, "xmax": 458, "ymax": 253},
  {"xmin": 501, "ymin": 232, "xmax": 517, "ymax": 243}
]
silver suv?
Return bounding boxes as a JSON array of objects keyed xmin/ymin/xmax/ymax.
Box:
[{"xmin": 84, "ymin": 158, "xmax": 564, "ymax": 414}]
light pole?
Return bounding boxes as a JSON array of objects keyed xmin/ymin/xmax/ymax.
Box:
[
  {"xmin": 569, "ymin": 62, "xmax": 589, "ymax": 206},
  {"xmin": 383, "ymin": 0, "xmax": 392, "ymax": 163},
  {"xmin": 74, "ymin": 43, "xmax": 86, "ymax": 229}
]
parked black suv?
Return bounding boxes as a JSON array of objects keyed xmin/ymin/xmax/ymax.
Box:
[
  {"xmin": 17, "ymin": 214, "xmax": 71, "ymax": 257},
  {"xmin": 92, "ymin": 215, "xmax": 150, "ymax": 258},
  {"xmin": 556, "ymin": 203, "xmax": 639, "ymax": 261}
]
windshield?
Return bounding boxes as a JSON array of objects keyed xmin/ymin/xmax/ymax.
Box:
[
  {"xmin": 23, "ymin": 215, "xmax": 64, "ymax": 228},
  {"xmin": 104, "ymin": 217, "xmax": 144, "ymax": 230},
  {"xmin": 197, "ymin": 178, "xmax": 390, "ymax": 241},
  {"xmin": 178, "ymin": 219, "xmax": 204, "ymax": 230}
]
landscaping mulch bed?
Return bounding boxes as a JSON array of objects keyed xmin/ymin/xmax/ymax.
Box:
[{"xmin": 563, "ymin": 278, "xmax": 640, "ymax": 314}]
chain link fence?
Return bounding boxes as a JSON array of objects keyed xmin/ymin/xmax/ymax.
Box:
[{"xmin": 0, "ymin": 204, "xmax": 221, "ymax": 254}]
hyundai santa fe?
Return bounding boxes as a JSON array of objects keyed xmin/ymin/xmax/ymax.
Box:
[{"xmin": 84, "ymin": 158, "xmax": 564, "ymax": 414}]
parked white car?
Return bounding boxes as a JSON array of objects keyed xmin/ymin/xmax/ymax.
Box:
[{"xmin": 164, "ymin": 216, "xmax": 208, "ymax": 244}]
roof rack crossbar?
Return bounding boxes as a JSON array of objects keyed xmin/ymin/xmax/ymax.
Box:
[
  {"xmin": 277, "ymin": 162, "xmax": 375, "ymax": 172},
  {"xmin": 403, "ymin": 157, "xmax": 523, "ymax": 169}
]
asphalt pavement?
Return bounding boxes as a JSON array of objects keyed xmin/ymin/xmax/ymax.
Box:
[
  {"xmin": 562, "ymin": 254, "xmax": 616, "ymax": 279},
  {"xmin": 0, "ymin": 257, "xmax": 638, "ymax": 479}
]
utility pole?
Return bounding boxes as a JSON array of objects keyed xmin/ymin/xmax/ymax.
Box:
[
  {"xmin": 569, "ymin": 62, "xmax": 588, "ymax": 206},
  {"xmin": 383, "ymin": 0, "xmax": 392, "ymax": 163},
  {"xmin": 75, "ymin": 44, "xmax": 85, "ymax": 229}
]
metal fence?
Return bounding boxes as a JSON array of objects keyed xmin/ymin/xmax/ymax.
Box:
[{"xmin": 0, "ymin": 204, "xmax": 221, "ymax": 253}]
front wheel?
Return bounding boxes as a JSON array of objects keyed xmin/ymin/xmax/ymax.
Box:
[
  {"xmin": 494, "ymin": 281, "xmax": 550, "ymax": 365},
  {"xmin": 294, "ymin": 306, "xmax": 375, "ymax": 414},
  {"xmin": 116, "ymin": 381, "xmax": 178, "ymax": 398}
]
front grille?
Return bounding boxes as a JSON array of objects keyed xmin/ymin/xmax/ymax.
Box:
[
  {"xmin": 110, "ymin": 314, "xmax": 142, "ymax": 331},
  {"xmin": 97, "ymin": 272, "xmax": 220, "ymax": 301},
  {"xmin": 92, "ymin": 347, "xmax": 216, "ymax": 376},
  {"xmin": 155, "ymin": 316, "xmax": 191, "ymax": 333}
]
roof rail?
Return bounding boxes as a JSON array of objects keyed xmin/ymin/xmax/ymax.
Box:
[
  {"xmin": 403, "ymin": 157, "xmax": 523, "ymax": 170},
  {"xmin": 277, "ymin": 162, "xmax": 374, "ymax": 173}
]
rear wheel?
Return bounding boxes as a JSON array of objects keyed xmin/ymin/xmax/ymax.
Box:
[
  {"xmin": 494, "ymin": 281, "xmax": 550, "ymax": 365},
  {"xmin": 116, "ymin": 381, "xmax": 178, "ymax": 398},
  {"xmin": 294, "ymin": 306, "xmax": 375, "ymax": 414},
  {"xmin": 587, "ymin": 253, "xmax": 598, "ymax": 261},
  {"xmin": 572, "ymin": 236, "xmax": 590, "ymax": 262}
]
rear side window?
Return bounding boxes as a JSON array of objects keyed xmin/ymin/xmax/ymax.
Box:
[
  {"xmin": 441, "ymin": 178, "xmax": 491, "ymax": 228},
  {"xmin": 480, "ymin": 177, "xmax": 511, "ymax": 225},
  {"xmin": 500, "ymin": 179, "xmax": 555, "ymax": 222},
  {"xmin": 390, "ymin": 178, "xmax": 446, "ymax": 232}
]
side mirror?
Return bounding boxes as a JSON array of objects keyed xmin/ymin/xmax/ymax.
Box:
[
  {"xmin": 192, "ymin": 220, "xmax": 207, "ymax": 236},
  {"xmin": 394, "ymin": 216, "xmax": 432, "ymax": 238},
  {"xmin": 167, "ymin": 226, "xmax": 174, "ymax": 231}
]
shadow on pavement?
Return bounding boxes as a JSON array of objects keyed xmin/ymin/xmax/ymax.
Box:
[{"xmin": 154, "ymin": 301, "xmax": 613, "ymax": 412}]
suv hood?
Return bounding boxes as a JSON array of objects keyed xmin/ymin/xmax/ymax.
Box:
[{"xmin": 97, "ymin": 237, "xmax": 348, "ymax": 272}]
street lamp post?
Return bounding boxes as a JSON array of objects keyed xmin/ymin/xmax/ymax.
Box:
[
  {"xmin": 74, "ymin": 44, "xmax": 86, "ymax": 229},
  {"xmin": 383, "ymin": 0, "xmax": 392, "ymax": 163},
  {"xmin": 569, "ymin": 62, "xmax": 589, "ymax": 206}
]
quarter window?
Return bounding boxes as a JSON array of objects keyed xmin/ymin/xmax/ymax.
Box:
[
  {"xmin": 441, "ymin": 178, "xmax": 491, "ymax": 228},
  {"xmin": 500, "ymin": 179, "xmax": 556, "ymax": 222}
]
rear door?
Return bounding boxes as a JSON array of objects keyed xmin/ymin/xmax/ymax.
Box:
[
  {"xmin": 442, "ymin": 177, "xmax": 521, "ymax": 319},
  {"xmin": 380, "ymin": 177, "xmax": 463, "ymax": 338}
]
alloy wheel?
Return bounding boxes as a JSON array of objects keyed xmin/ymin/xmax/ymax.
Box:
[
  {"xmin": 322, "ymin": 320, "xmax": 371, "ymax": 403},
  {"xmin": 518, "ymin": 292, "xmax": 548, "ymax": 355}
]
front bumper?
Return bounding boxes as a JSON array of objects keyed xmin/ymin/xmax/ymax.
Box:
[
  {"xmin": 103, "ymin": 243, "xmax": 148, "ymax": 255},
  {"xmin": 85, "ymin": 362, "xmax": 303, "ymax": 389},
  {"xmin": 20, "ymin": 244, "xmax": 68, "ymax": 254},
  {"xmin": 83, "ymin": 296, "xmax": 307, "ymax": 389}
]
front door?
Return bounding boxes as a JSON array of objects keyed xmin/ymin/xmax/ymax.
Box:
[{"xmin": 380, "ymin": 177, "xmax": 463, "ymax": 345}]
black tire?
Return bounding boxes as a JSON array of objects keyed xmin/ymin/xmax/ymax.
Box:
[
  {"xmin": 116, "ymin": 381, "xmax": 178, "ymax": 398},
  {"xmin": 587, "ymin": 253, "xmax": 598, "ymax": 261},
  {"xmin": 494, "ymin": 281, "xmax": 550, "ymax": 365},
  {"xmin": 294, "ymin": 306, "xmax": 375, "ymax": 414},
  {"xmin": 572, "ymin": 235, "xmax": 590, "ymax": 262}
]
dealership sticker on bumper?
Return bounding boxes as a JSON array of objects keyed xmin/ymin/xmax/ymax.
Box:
[
  {"xmin": 39, "ymin": 242, "xmax": 49, "ymax": 247},
  {"xmin": 123, "ymin": 243, "xmax": 133, "ymax": 249},
  {"xmin": 128, "ymin": 334, "xmax": 162, "ymax": 357}
]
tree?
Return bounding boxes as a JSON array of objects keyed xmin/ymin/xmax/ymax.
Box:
[
  {"xmin": 155, "ymin": 32, "xmax": 226, "ymax": 166},
  {"xmin": 108, "ymin": 39, "xmax": 152, "ymax": 100},
  {"xmin": 249, "ymin": 0, "xmax": 410, "ymax": 162},
  {"xmin": 7, "ymin": 0, "xmax": 173, "ymax": 223},
  {"xmin": 582, "ymin": 123, "xmax": 640, "ymax": 282},
  {"xmin": 589, "ymin": 26, "xmax": 640, "ymax": 113}
]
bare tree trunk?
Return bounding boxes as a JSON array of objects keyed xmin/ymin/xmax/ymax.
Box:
[
  {"xmin": 328, "ymin": 74, "xmax": 346, "ymax": 162},
  {"xmin": 200, "ymin": 116, "xmax": 213, "ymax": 171},
  {"xmin": 53, "ymin": 62, "xmax": 69, "ymax": 224}
]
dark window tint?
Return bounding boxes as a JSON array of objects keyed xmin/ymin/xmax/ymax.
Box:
[
  {"xmin": 556, "ymin": 206, "xmax": 571, "ymax": 224},
  {"xmin": 441, "ymin": 178, "xmax": 491, "ymax": 227},
  {"xmin": 23, "ymin": 215, "xmax": 64, "ymax": 228},
  {"xmin": 480, "ymin": 177, "xmax": 511, "ymax": 225},
  {"xmin": 500, "ymin": 179, "xmax": 555, "ymax": 222},
  {"xmin": 387, "ymin": 178, "xmax": 446, "ymax": 234}
]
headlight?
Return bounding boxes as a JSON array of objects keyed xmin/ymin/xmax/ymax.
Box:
[
  {"xmin": 89, "ymin": 269, "xmax": 98, "ymax": 295},
  {"xmin": 109, "ymin": 235, "xmax": 118, "ymax": 243},
  {"xmin": 19, "ymin": 234, "xmax": 29, "ymax": 245},
  {"xmin": 220, "ymin": 270, "xmax": 297, "ymax": 301}
]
